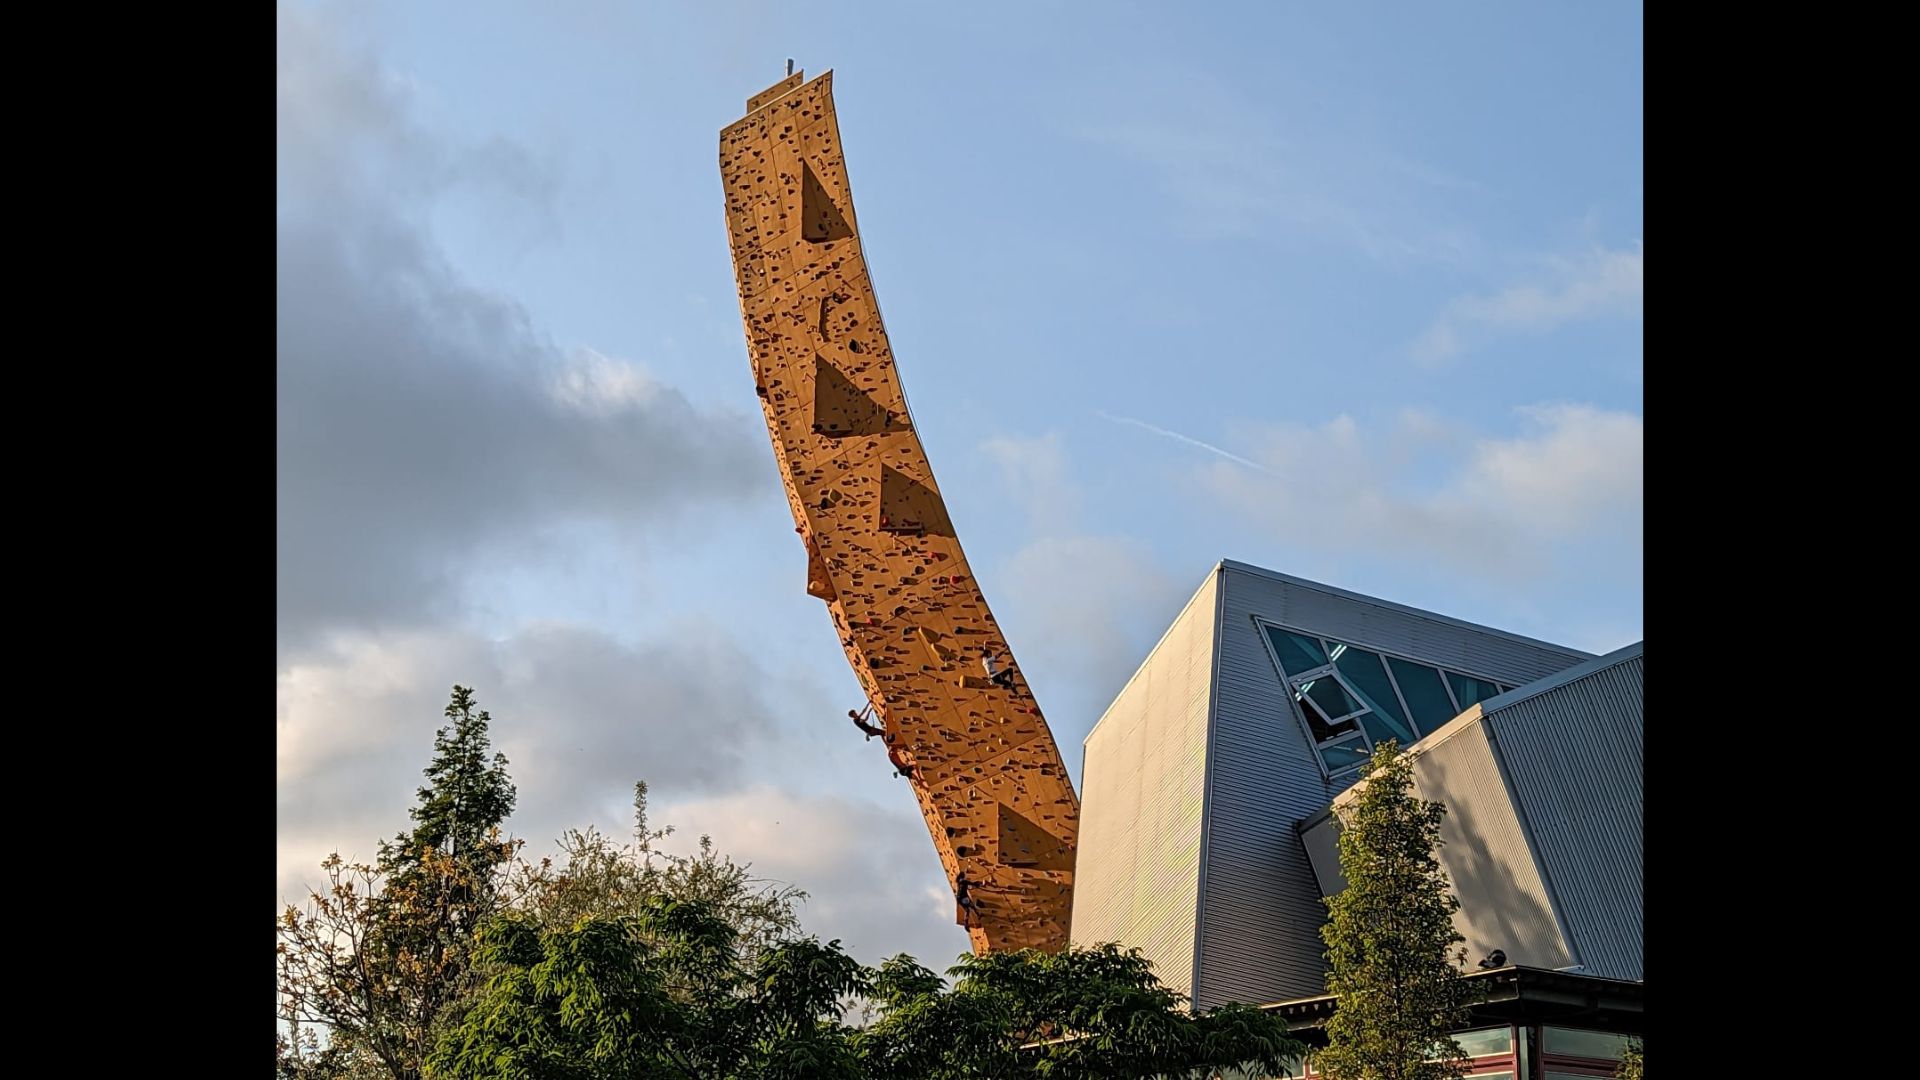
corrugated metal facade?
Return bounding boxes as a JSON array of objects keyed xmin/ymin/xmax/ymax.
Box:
[
  {"xmin": 1483, "ymin": 643, "xmax": 1644, "ymax": 980},
  {"xmin": 1300, "ymin": 718, "xmax": 1575, "ymax": 972},
  {"xmin": 1297, "ymin": 642, "xmax": 1646, "ymax": 985},
  {"xmin": 1068, "ymin": 570, "xmax": 1222, "ymax": 1001},
  {"xmin": 1194, "ymin": 562, "xmax": 1592, "ymax": 1007}
]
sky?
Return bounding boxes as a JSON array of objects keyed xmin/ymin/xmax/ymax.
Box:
[{"xmin": 276, "ymin": 0, "xmax": 1643, "ymax": 971}]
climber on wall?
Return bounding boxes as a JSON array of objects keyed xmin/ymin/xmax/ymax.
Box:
[
  {"xmin": 849, "ymin": 704, "xmax": 885, "ymax": 740},
  {"xmin": 955, "ymin": 874, "xmax": 979, "ymax": 925},
  {"xmin": 982, "ymin": 648, "xmax": 1017, "ymax": 692}
]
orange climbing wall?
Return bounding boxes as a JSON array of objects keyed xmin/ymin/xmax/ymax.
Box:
[{"xmin": 720, "ymin": 71, "xmax": 1078, "ymax": 954}]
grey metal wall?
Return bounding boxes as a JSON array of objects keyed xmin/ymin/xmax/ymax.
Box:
[
  {"xmin": 1194, "ymin": 562, "xmax": 1592, "ymax": 1008},
  {"xmin": 1069, "ymin": 569, "xmax": 1222, "ymax": 1001},
  {"xmin": 1484, "ymin": 643, "xmax": 1644, "ymax": 980},
  {"xmin": 1298, "ymin": 810, "xmax": 1344, "ymax": 898},
  {"xmin": 1301, "ymin": 716, "xmax": 1576, "ymax": 972},
  {"xmin": 1411, "ymin": 718, "xmax": 1577, "ymax": 971}
]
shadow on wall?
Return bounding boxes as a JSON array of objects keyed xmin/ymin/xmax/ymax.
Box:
[{"xmin": 1421, "ymin": 749, "xmax": 1570, "ymax": 972}]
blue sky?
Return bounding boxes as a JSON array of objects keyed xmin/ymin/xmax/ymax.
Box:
[{"xmin": 278, "ymin": 0, "xmax": 1642, "ymax": 970}]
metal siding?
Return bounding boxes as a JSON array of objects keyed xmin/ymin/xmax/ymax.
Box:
[
  {"xmin": 1299, "ymin": 816, "xmax": 1344, "ymax": 896},
  {"xmin": 1194, "ymin": 565, "xmax": 1591, "ymax": 1008},
  {"xmin": 1303, "ymin": 722, "xmax": 1574, "ymax": 972},
  {"xmin": 1485, "ymin": 647, "xmax": 1644, "ymax": 980},
  {"xmin": 1411, "ymin": 723, "xmax": 1575, "ymax": 971},
  {"xmin": 1069, "ymin": 570, "xmax": 1220, "ymax": 1000}
]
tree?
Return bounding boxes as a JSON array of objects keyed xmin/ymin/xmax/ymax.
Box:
[
  {"xmin": 279, "ymin": 687, "xmax": 523, "ymax": 1080},
  {"xmin": 1615, "ymin": 1037, "xmax": 1643, "ymax": 1080},
  {"xmin": 439, "ymin": 931, "xmax": 1300, "ymax": 1080},
  {"xmin": 429, "ymin": 900, "xmax": 868, "ymax": 1080},
  {"xmin": 512, "ymin": 782, "xmax": 803, "ymax": 962},
  {"xmin": 382, "ymin": 685, "xmax": 518, "ymax": 885},
  {"xmin": 1317, "ymin": 741, "xmax": 1472, "ymax": 1080},
  {"xmin": 280, "ymin": 698, "xmax": 809, "ymax": 1080},
  {"xmin": 857, "ymin": 944, "xmax": 1304, "ymax": 1080}
]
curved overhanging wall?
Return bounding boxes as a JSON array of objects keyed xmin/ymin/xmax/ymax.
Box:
[{"xmin": 719, "ymin": 70, "xmax": 1079, "ymax": 953}]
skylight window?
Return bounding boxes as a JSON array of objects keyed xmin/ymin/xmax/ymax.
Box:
[{"xmin": 1258, "ymin": 621, "xmax": 1515, "ymax": 777}]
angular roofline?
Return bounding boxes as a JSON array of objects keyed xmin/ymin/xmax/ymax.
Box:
[
  {"xmin": 1081, "ymin": 564, "xmax": 1223, "ymax": 746},
  {"xmin": 1473, "ymin": 639, "xmax": 1643, "ymax": 715},
  {"xmin": 1297, "ymin": 638, "xmax": 1646, "ymax": 833},
  {"xmin": 1218, "ymin": 558, "xmax": 1596, "ymax": 661}
]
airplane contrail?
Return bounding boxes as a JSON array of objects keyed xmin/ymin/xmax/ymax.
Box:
[{"xmin": 1095, "ymin": 410, "xmax": 1271, "ymax": 473}]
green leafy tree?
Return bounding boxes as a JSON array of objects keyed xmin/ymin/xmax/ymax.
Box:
[
  {"xmin": 438, "ymin": 930, "xmax": 1300, "ymax": 1080},
  {"xmin": 857, "ymin": 944, "xmax": 1302, "ymax": 1080},
  {"xmin": 512, "ymin": 782, "xmax": 803, "ymax": 961},
  {"xmin": 1317, "ymin": 741, "xmax": 1472, "ymax": 1080},
  {"xmin": 1615, "ymin": 1037, "xmax": 1643, "ymax": 1079},
  {"xmin": 279, "ymin": 687, "xmax": 523, "ymax": 1080},
  {"xmin": 430, "ymin": 900, "xmax": 868, "ymax": 1080}
]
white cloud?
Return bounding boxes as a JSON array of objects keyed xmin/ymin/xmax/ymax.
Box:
[
  {"xmin": 276, "ymin": 621, "xmax": 792, "ymax": 906},
  {"xmin": 1450, "ymin": 404, "xmax": 1644, "ymax": 534},
  {"xmin": 1201, "ymin": 404, "xmax": 1642, "ymax": 583},
  {"xmin": 658, "ymin": 787, "xmax": 972, "ymax": 969},
  {"xmin": 549, "ymin": 348, "xmax": 670, "ymax": 417},
  {"xmin": 1414, "ymin": 244, "xmax": 1643, "ymax": 364},
  {"xmin": 976, "ymin": 434, "xmax": 1187, "ymax": 749},
  {"xmin": 979, "ymin": 433, "xmax": 1077, "ymax": 534},
  {"xmin": 999, "ymin": 535, "xmax": 1186, "ymax": 709}
]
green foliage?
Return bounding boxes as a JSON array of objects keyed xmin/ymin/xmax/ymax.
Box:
[
  {"xmin": 439, "ymin": 932, "xmax": 1300, "ymax": 1080},
  {"xmin": 1615, "ymin": 1037, "xmax": 1643, "ymax": 1080},
  {"xmin": 430, "ymin": 900, "xmax": 868, "ymax": 1080},
  {"xmin": 1317, "ymin": 742, "xmax": 1472, "ymax": 1080},
  {"xmin": 282, "ymin": 685, "xmax": 1301, "ymax": 1080},
  {"xmin": 279, "ymin": 694, "xmax": 811, "ymax": 1080},
  {"xmin": 858, "ymin": 944, "xmax": 1301, "ymax": 1079},
  {"xmin": 280, "ymin": 687, "xmax": 526, "ymax": 1080},
  {"xmin": 511, "ymin": 783, "xmax": 804, "ymax": 962},
  {"xmin": 381, "ymin": 686, "xmax": 519, "ymax": 885}
]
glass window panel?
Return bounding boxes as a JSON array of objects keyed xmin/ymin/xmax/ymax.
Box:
[
  {"xmin": 1265, "ymin": 626, "xmax": 1327, "ymax": 675},
  {"xmin": 1541, "ymin": 1027, "xmax": 1630, "ymax": 1061},
  {"xmin": 1295, "ymin": 696, "xmax": 1357, "ymax": 743},
  {"xmin": 1466, "ymin": 1073, "xmax": 1513, "ymax": 1080},
  {"xmin": 1334, "ymin": 651, "xmax": 1416, "ymax": 742},
  {"xmin": 1453, "ymin": 1027, "xmax": 1514, "ymax": 1057},
  {"xmin": 1448, "ymin": 672, "xmax": 1503, "ymax": 709},
  {"xmin": 1332, "ymin": 645, "xmax": 1409, "ymax": 724},
  {"xmin": 1359, "ymin": 712, "xmax": 1407, "ymax": 746},
  {"xmin": 1300, "ymin": 675, "xmax": 1362, "ymax": 720},
  {"xmin": 1319, "ymin": 739, "xmax": 1371, "ymax": 771},
  {"xmin": 1388, "ymin": 657, "xmax": 1460, "ymax": 734}
]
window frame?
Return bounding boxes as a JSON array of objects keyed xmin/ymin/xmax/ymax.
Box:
[{"xmin": 1253, "ymin": 616, "xmax": 1516, "ymax": 781}]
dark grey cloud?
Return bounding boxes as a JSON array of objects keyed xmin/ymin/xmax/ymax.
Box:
[{"xmin": 276, "ymin": 4, "xmax": 766, "ymax": 650}]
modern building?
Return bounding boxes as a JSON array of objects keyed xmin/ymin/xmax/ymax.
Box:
[
  {"xmin": 1299, "ymin": 641, "xmax": 1645, "ymax": 983},
  {"xmin": 1070, "ymin": 559, "xmax": 1643, "ymax": 1032}
]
